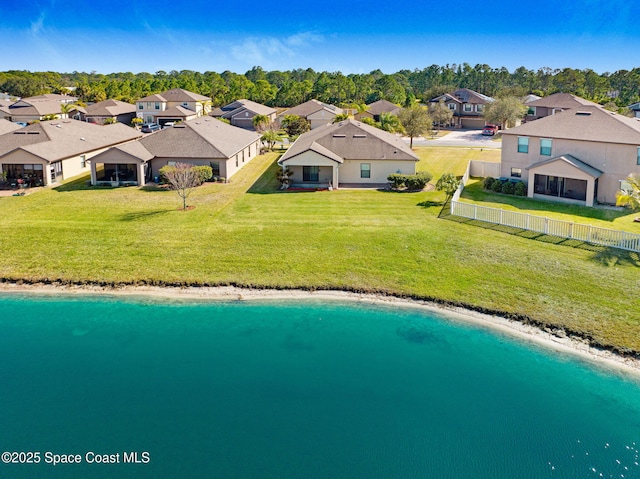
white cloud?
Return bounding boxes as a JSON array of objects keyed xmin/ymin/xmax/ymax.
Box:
[
  {"xmin": 229, "ymin": 32, "xmax": 323, "ymax": 67},
  {"xmin": 30, "ymin": 12, "xmax": 46, "ymax": 35}
]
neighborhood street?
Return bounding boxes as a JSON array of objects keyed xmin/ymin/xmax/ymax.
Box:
[{"xmin": 404, "ymin": 129, "xmax": 502, "ymax": 148}]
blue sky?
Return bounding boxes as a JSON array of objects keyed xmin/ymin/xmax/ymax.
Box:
[{"xmin": 2, "ymin": 0, "xmax": 639, "ymax": 74}]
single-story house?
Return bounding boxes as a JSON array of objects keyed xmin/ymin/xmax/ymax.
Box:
[
  {"xmin": 277, "ymin": 119, "xmax": 419, "ymax": 188},
  {"xmin": 72, "ymin": 99, "xmax": 137, "ymax": 125},
  {"xmin": 211, "ymin": 99, "xmax": 277, "ymax": 130},
  {"xmin": 0, "ymin": 119, "xmax": 142, "ymax": 187},
  {"xmin": 354, "ymin": 99, "xmax": 401, "ymax": 122},
  {"xmin": 89, "ymin": 117, "xmax": 261, "ymax": 186},
  {"xmin": 428, "ymin": 88, "xmax": 493, "ymax": 129},
  {"xmin": 280, "ymin": 99, "xmax": 343, "ymax": 129},
  {"xmin": 500, "ymin": 105, "xmax": 640, "ymax": 206},
  {"xmin": 523, "ymin": 93, "xmax": 599, "ymax": 122},
  {"xmin": 136, "ymin": 88, "xmax": 211, "ymax": 126}
]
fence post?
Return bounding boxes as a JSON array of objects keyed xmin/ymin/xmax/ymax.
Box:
[
  {"xmin": 474, "ymin": 204, "xmax": 477, "ymax": 220},
  {"xmin": 500, "ymin": 209, "xmax": 503, "ymax": 225},
  {"xmin": 544, "ymin": 217, "xmax": 548, "ymax": 235},
  {"xmin": 568, "ymin": 222, "xmax": 573, "ymax": 239},
  {"xmin": 587, "ymin": 225, "xmax": 592, "ymax": 243},
  {"xmin": 526, "ymin": 213, "xmax": 530, "ymax": 229}
]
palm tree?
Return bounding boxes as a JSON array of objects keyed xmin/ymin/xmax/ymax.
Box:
[
  {"xmin": 252, "ymin": 114, "xmax": 270, "ymax": 132},
  {"xmin": 378, "ymin": 112, "xmax": 403, "ymax": 133},
  {"xmin": 60, "ymin": 103, "xmax": 73, "ymax": 119},
  {"xmin": 616, "ymin": 174, "xmax": 640, "ymax": 209}
]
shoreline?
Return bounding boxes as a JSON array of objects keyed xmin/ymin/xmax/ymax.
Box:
[{"xmin": 2, "ymin": 282, "xmax": 640, "ymax": 379}]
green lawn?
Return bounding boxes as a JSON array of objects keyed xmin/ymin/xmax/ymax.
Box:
[{"xmin": 1, "ymin": 148, "xmax": 639, "ymax": 352}]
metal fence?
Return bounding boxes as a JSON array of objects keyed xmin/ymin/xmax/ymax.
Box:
[{"xmin": 449, "ymin": 163, "xmax": 640, "ymax": 253}]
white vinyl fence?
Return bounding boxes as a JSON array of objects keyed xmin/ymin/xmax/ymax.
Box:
[{"xmin": 449, "ymin": 163, "xmax": 640, "ymax": 253}]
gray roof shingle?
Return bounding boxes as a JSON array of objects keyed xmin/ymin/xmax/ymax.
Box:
[{"xmin": 501, "ymin": 106, "xmax": 640, "ymax": 145}]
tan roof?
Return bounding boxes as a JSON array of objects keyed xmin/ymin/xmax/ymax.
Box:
[
  {"xmin": 366, "ymin": 99, "xmax": 401, "ymax": 116},
  {"xmin": 282, "ymin": 99, "xmax": 343, "ymax": 118},
  {"xmin": 0, "ymin": 119, "xmax": 142, "ymax": 162},
  {"xmin": 140, "ymin": 117, "xmax": 259, "ymax": 159},
  {"xmin": 137, "ymin": 93, "xmax": 167, "ymax": 102},
  {"xmin": 431, "ymin": 88, "xmax": 493, "ymax": 105},
  {"xmin": 502, "ymin": 106, "xmax": 640, "ymax": 145},
  {"xmin": 527, "ymin": 154, "xmax": 603, "ymax": 178},
  {"xmin": 279, "ymin": 119, "xmax": 418, "ymax": 164},
  {"xmin": 0, "ymin": 119, "xmax": 21, "ymax": 135},
  {"xmin": 91, "ymin": 141, "xmax": 154, "ymax": 164},
  {"xmin": 23, "ymin": 93, "xmax": 78, "ymax": 103},
  {"xmin": 218, "ymin": 99, "xmax": 276, "ymax": 118},
  {"xmin": 84, "ymin": 99, "xmax": 136, "ymax": 117},
  {"xmin": 526, "ymin": 93, "xmax": 599, "ymax": 109},
  {"xmin": 153, "ymin": 105, "xmax": 198, "ymax": 118},
  {"xmin": 7, "ymin": 99, "xmax": 64, "ymax": 117}
]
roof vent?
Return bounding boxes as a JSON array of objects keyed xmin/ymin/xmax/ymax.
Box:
[
  {"xmin": 353, "ymin": 134, "xmax": 366, "ymax": 138},
  {"xmin": 80, "ymin": 137, "xmax": 86, "ymax": 141},
  {"xmin": 333, "ymin": 134, "xmax": 346, "ymax": 138},
  {"xmin": 174, "ymin": 125, "xmax": 186, "ymax": 128},
  {"xmin": 15, "ymin": 131, "xmax": 26, "ymax": 134},
  {"xmin": 27, "ymin": 131, "xmax": 39, "ymax": 135},
  {"xmin": 56, "ymin": 124, "xmax": 62, "ymax": 128},
  {"xmin": 575, "ymin": 111, "xmax": 592, "ymax": 116}
]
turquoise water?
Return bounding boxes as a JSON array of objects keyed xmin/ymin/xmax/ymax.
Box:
[{"xmin": 0, "ymin": 295, "xmax": 639, "ymax": 478}]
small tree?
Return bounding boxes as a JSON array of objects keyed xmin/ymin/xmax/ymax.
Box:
[
  {"xmin": 159, "ymin": 163, "xmax": 201, "ymax": 210},
  {"xmin": 281, "ymin": 115, "xmax": 310, "ymax": 139},
  {"xmin": 398, "ymin": 105, "xmax": 431, "ymax": 148},
  {"xmin": 616, "ymin": 174, "xmax": 640, "ymax": 210},
  {"xmin": 276, "ymin": 166, "xmax": 294, "ymax": 188},
  {"xmin": 332, "ymin": 113, "xmax": 350, "ymax": 123},
  {"xmin": 103, "ymin": 117, "xmax": 117, "ymax": 125},
  {"xmin": 484, "ymin": 96, "xmax": 527, "ymax": 129},
  {"xmin": 131, "ymin": 117, "xmax": 143, "ymax": 129},
  {"xmin": 252, "ymin": 114, "xmax": 270, "ymax": 133},
  {"xmin": 378, "ymin": 112, "xmax": 403, "ymax": 133},
  {"xmin": 430, "ymin": 99, "xmax": 454, "ymax": 131},
  {"xmin": 435, "ymin": 173, "xmax": 461, "ymax": 200},
  {"xmin": 261, "ymin": 128, "xmax": 282, "ymax": 151}
]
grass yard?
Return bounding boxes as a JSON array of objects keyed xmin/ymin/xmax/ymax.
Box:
[
  {"xmin": 1, "ymin": 147, "xmax": 639, "ymax": 352},
  {"xmin": 415, "ymin": 146, "xmax": 500, "ymax": 178}
]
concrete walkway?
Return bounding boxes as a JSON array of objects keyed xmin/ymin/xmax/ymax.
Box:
[{"xmin": 403, "ymin": 129, "xmax": 502, "ymax": 148}]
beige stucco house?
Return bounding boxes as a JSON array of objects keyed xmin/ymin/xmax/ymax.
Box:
[
  {"xmin": 72, "ymin": 99, "xmax": 137, "ymax": 125},
  {"xmin": 280, "ymin": 99, "xmax": 343, "ymax": 129},
  {"xmin": 278, "ymin": 119, "xmax": 418, "ymax": 188},
  {"xmin": 500, "ymin": 106, "xmax": 640, "ymax": 206},
  {"xmin": 0, "ymin": 119, "xmax": 142, "ymax": 187},
  {"xmin": 89, "ymin": 117, "xmax": 261, "ymax": 186},
  {"xmin": 0, "ymin": 93, "xmax": 78, "ymax": 123},
  {"xmin": 136, "ymin": 88, "xmax": 211, "ymax": 126}
]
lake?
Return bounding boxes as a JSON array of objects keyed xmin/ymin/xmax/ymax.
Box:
[{"xmin": 0, "ymin": 294, "xmax": 638, "ymax": 478}]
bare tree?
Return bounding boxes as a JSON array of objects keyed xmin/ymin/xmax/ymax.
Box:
[{"xmin": 159, "ymin": 163, "xmax": 201, "ymax": 210}]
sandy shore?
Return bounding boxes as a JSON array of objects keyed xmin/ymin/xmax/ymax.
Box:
[{"xmin": 1, "ymin": 282, "xmax": 639, "ymax": 379}]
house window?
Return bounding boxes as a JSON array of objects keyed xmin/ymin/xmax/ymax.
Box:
[
  {"xmin": 303, "ymin": 166, "xmax": 319, "ymax": 182},
  {"xmin": 527, "ymin": 106, "xmax": 536, "ymax": 116},
  {"xmin": 540, "ymin": 138, "xmax": 552, "ymax": 156},
  {"xmin": 637, "ymin": 147, "xmax": 640, "ymax": 165},
  {"xmin": 154, "ymin": 102, "xmax": 160, "ymax": 110},
  {"xmin": 360, "ymin": 163, "xmax": 371, "ymax": 179},
  {"xmin": 517, "ymin": 136, "xmax": 529, "ymax": 153},
  {"xmin": 182, "ymin": 102, "xmax": 189, "ymax": 107},
  {"xmin": 235, "ymin": 155, "xmax": 238, "ymax": 167},
  {"xmin": 448, "ymin": 103, "xmax": 456, "ymax": 111},
  {"xmin": 210, "ymin": 162, "xmax": 220, "ymax": 176},
  {"xmin": 475, "ymin": 104, "xmax": 484, "ymax": 112},
  {"xmin": 463, "ymin": 104, "xmax": 473, "ymax": 112},
  {"xmin": 510, "ymin": 168, "xmax": 522, "ymax": 178},
  {"xmin": 147, "ymin": 102, "xmax": 152, "ymax": 109},
  {"xmin": 138, "ymin": 103, "xmax": 143, "ymax": 110},
  {"xmin": 80, "ymin": 155, "xmax": 86, "ymax": 168}
]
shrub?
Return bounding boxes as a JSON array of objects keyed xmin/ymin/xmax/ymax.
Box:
[
  {"xmin": 388, "ymin": 172, "xmax": 432, "ymax": 191},
  {"xmin": 483, "ymin": 177, "xmax": 495, "ymax": 190},
  {"xmin": 387, "ymin": 173, "xmax": 406, "ymax": 189},
  {"xmin": 501, "ymin": 181, "xmax": 516, "ymax": 195},
  {"xmin": 191, "ymin": 165, "xmax": 213, "ymax": 184},
  {"xmin": 491, "ymin": 179, "xmax": 503, "ymax": 193},
  {"xmin": 514, "ymin": 182, "xmax": 527, "ymax": 196}
]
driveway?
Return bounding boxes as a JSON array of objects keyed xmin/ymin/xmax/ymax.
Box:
[{"xmin": 404, "ymin": 129, "xmax": 502, "ymax": 148}]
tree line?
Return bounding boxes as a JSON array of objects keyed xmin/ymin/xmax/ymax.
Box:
[{"xmin": 1, "ymin": 64, "xmax": 639, "ymax": 107}]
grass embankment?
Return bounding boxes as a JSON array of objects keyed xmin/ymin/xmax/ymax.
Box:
[{"xmin": 1, "ymin": 147, "xmax": 639, "ymax": 352}]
